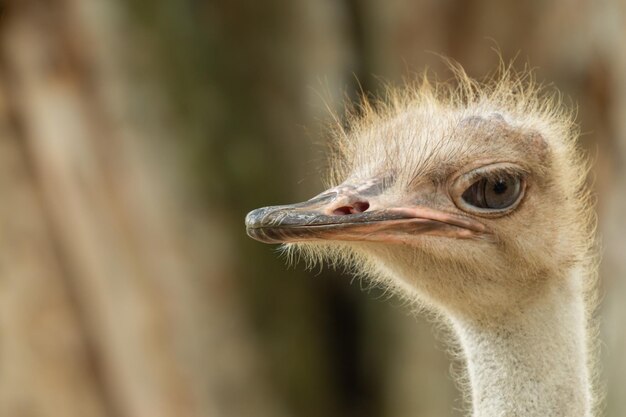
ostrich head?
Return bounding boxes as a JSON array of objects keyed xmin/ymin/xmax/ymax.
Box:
[{"xmin": 245, "ymin": 70, "xmax": 594, "ymax": 320}]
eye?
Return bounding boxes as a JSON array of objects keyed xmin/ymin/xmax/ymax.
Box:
[{"xmin": 461, "ymin": 174, "xmax": 523, "ymax": 210}]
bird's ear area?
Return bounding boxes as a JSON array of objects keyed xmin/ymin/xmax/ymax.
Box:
[
  {"xmin": 519, "ymin": 130, "xmax": 551, "ymax": 163},
  {"xmin": 458, "ymin": 114, "xmax": 552, "ymax": 167},
  {"xmin": 458, "ymin": 113, "xmax": 547, "ymax": 143},
  {"xmin": 503, "ymin": 128, "xmax": 553, "ymax": 181}
]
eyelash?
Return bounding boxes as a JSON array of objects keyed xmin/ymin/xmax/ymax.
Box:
[{"xmin": 462, "ymin": 167, "xmax": 527, "ymax": 185}]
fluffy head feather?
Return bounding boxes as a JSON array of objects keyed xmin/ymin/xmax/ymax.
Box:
[{"xmin": 284, "ymin": 64, "xmax": 596, "ymax": 319}]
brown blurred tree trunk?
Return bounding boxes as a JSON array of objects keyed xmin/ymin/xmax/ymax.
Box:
[{"xmin": 0, "ymin": 1, "xmax": 284, "ymax": 416}]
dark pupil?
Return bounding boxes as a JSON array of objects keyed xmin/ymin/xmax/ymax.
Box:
[{"xmin": 493, "ymin": 180, "xmax": 507, "ymax": 194}]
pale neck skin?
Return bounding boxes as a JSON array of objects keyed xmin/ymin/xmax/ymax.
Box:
[{"xmin": 449, "ymin": 275, "xmax": 592, "ymax": 417}]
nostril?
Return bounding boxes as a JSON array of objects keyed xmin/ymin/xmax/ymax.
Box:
[
  {"xmin": 353, "ymin": 202, "xmax": 370, "ymax": 213},
  {"xmin": 332, "ymin": 201, "xmax": 370, "ymax": 216},
  {"xmin": 333, "ymin": 206, "xmax": 353, "ymax": 215}
]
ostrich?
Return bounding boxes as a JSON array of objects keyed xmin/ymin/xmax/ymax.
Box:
[{"xmin": 245, "ymin": 68, "xmax": 597, "ymax": 417}]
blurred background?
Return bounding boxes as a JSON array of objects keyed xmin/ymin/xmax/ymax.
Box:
[{"xmin": 0, "ymin": 0, "xmax": 624, "ymax": 416}]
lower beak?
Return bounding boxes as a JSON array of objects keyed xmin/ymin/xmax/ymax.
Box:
[{"xmin": 245, "ymin": 194, "xmax": 487, "ymax": 245}]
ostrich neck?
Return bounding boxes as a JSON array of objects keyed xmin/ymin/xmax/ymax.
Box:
[{"xmin": 450, "ymin": 277, "xmax": 592, "ymax": 417}]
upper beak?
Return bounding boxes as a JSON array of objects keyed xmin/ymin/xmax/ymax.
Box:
[{"xmin": 245, "ymin": 185, "xmax": 488, "ymax": 245}]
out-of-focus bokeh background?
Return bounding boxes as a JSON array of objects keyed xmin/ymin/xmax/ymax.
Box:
[{"xmin": 0, "ymin": 1, "xmax": 624, "ymax": 416}]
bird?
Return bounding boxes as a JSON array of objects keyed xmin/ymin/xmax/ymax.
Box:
[{"xmin": 245, "ymin": 66, "xmax": 598, "ymax": 417}]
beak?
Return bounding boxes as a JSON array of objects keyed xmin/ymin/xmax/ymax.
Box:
[{"xmin": 245, "ymin": 183, "xmax": 488, "ymax": 245}]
